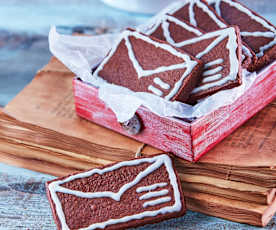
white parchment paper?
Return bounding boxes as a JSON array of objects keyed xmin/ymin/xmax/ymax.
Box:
[{"xmin": 49, "ymin": 27, "xmax": 258, "ymax": 122}]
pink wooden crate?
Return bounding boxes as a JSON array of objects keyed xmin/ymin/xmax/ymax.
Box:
[{"xmin": 73, "ymin": 62, "xmax": 276, "ymax": 162}]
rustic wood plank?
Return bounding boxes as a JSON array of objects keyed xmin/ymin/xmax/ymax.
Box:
[{"xmin": 74, "ymin": 78, "xmax": 193, "ymax": 161}]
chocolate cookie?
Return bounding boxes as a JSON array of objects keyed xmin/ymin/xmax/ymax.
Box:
[
  {"xmin": 146, "ymin": 14, "xmax": 205, "ymax": 42},
  {"xmin": 206, "ymin": 0, "xmax": 276, "ymax": 71},
  {"xmin": 164, "ymin": 0, "xmax": 255, "ymax": 69},
  {"xmin": 146, "ymin": 15, "xmax": 242, "ymax": 101},
  {"xmin": 187, "ymin": 28, "xmax": 242, "ymax": 101},
  {"xmin": 46, "ymin": 154, "xmax": 185, "ymax": 230},
  {"xmin": 93, "ymin": 29, "xmax": 203, "ymax": 103}
]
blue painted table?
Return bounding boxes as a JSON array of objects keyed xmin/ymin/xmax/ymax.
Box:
[{"xmin": 0, "ymin": 0, "xmax": 276, "ymax": 229}]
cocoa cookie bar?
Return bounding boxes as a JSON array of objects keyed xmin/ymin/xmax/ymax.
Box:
[
  {"xmin": 164, "ymin": 0, "xmax": 255, "ymax": 69},
  {"xmin": 46, "ymin": 154, "xmax": 185, "ymax": 230},
  {"xmin": 186, "ymin": 26, "xmax": 243, "ymax": 101},
  {"xmin": 93, "ymin": 29, "xmax": 203, "ymax": 103},
  {"xmin": 146, "ymin": 15, "xmax": 242, "ymax": 101},
  {"xmin": 146, "ymin": 14, "xmax": 205, "ymax": 42},
  {"xmin": 206, "ymin": 0, "xmax": 276, "ymax": 71}
]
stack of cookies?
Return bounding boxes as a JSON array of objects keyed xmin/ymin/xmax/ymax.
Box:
[{"xmin": 93, "ymin": 0, "xmax": 276, "ymax": 103}]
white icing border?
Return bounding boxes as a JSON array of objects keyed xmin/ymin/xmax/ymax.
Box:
[
  {"xmin": 139, "ymin": 189, "xmax": 169, "ymax": 200},
  {"xmin": 206, "ymin": 0, "xmax": 276, "ymax": 57},
  {"xmin": 151, "ymin": 0, "xmax": 253, "ymax": 63},
  {"xmin": 48, "ymin": 154, "xmax": 182, "ymax": 230},
  {"xmin": 143, "ymin": 196, "xmax": 172, "ymax": 208},
  {"xmin": 93, "ymin": 29, "xmax": 198, "ymax": 100}
]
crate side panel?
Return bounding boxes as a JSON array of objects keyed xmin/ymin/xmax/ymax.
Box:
[
  {"xmin": 192, "ymin": 65, "xmax": 276, "ymax": 161},
  {"xmin": 73, "ymin": 79, "xmax": 193, "ymax": 161}
]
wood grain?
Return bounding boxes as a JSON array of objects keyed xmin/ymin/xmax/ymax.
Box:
[
  {"xmin": 4, "ymin": 166, "xmax": 267, "ymax": 230},
  {"xmin": 180, "ymin": 174, "xmax": 276, "ymax": 205},
  {"xmin": 4, "ymin": 57, "xmax": 145, "ymax": 155},
  {"xmin": 0, "ymin": 112, "xmax": 135, "ymax": 164},
  {"xmin": 0, "ymin": 151, "xmax": 77, "ymax": 177},
  {"xmin": 74, "ymin": 78, "xmax": 193, "ymax": 161},
  {"xmin": 175, "ymin": 157, "xmax": 276, "ymax": 188},
  {"xmin": 185, "ymin": 191, "xmax": 276, "ymax": 227}
]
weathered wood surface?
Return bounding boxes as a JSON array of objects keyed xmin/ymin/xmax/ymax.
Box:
[
  {"xmin": 180, "ymin": 174, "xmax": 276, "ymax": 205},
  {"xmin": 2, "ymin": 163, "xmax": 276, "ymax": 230},
  {"xmin": 74, "ymin": 79, "xmax": 193, "ymax": 161}
]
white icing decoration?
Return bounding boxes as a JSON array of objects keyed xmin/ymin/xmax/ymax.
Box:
[
  {"xmin": 144, "ymin": 14, "xmax": 202, "ymax": 49},
  {"xmin": 167, "ymin": 0, "xmax": 226, "ymax": 28},
  {"xmin": 124, "ymin": 37, "xmax": 184, "ymax": 78},
  {"xmin": 48, "ymin": 154, "xmax": 182, "ymax": 230},
  {"xmin": 164, "ymin": 0, "xmax": 254, "ymax": 60},
  {"xmin": 202, "ymin": 74, "xmax": 222, "ymax": 83},
  {"xmin": 148, "ymin": 85, "xmax": 163, "ymax": 96},
  {"xmin": 162, "ymin": 15, "xmax": 203, "ymax": 47},
  {"xmin": 189, "ymin": 2, "xmax": 197, "ymax": 26},
  {"xmin": 241, "ymin": 31, "xmax": 275, "ymax": 38},
  {"xmin": 143, "ymin": 19, "xmax": 163, "ymax": 36},
  {"xmin": 215, "ymin": 0, "xmax": 222, "ymax": 16},
  {"xmin": 154, "ymin": 77, "xmax": 170, "ymax": 90},
  {"xmin": 150, "ymin": 17, "xmax": 239, "ymax": 94},
  {"xmin": 136, "ymin": 182, "xmax": 167, "ymax": 193},
  {"xmin": 206, "ymin": 0, "xmax": 276, "ymax": 57},
  {"xmin": 195, "ymin": 0, "xmax": 226, "ymax": 28},
  {"xmin": 204, "ymin": 58, "xmax": 223, "ymax": 68},
  {"xmin": 147, "ymin": 6, "xmax": 240, "ymax": 95},
  {"xmin": 259, "ymin": 39, "xmax": 276, "ymax": 58},
  {"xmin": 203, "ymin": 66, "xmax": 223, "ymax": 76},
  {"xmin": 178, "ymin": 27, "xmax": 239, "ymax": 94},
  {"xmin": 166, "ymin": 14, "xmax": 203, "ymax": 36},
  {"xmin": 139, "ymin": 189, "xmax": 169, "ymax": 200},
  {"xmin": 93, "ymin": 30, "xmax": 198, "ymax": 101},
  {"xmin": 242, "ymin": 45, "xmax": 252, "ymax": 58},
  {"xmin": 195, "ymin": 36, "xmax": 225, "ymax": 59},
  {"xmin": 143, "ymin": 197, "xmax": 172, "ymax": 208}
]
